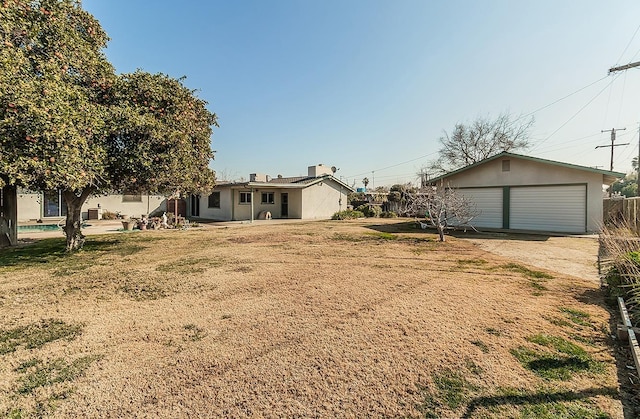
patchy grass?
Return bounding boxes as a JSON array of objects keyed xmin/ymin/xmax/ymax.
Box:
[
  {"xmin": 559, "ymin": 307, "xmax": 593, "ymax": 328},
  {"xmin": 0, "ymin": 320, "xmax": 82, "ymax": 354},
  {"xmin": 465, "ymin": 386, "xmax": 616, "ymax": 418},
  {"xmin": 417, "ymin": 369, "xmax": 479, "ymax": 417},
  {"xmin": 500, "ymin": 263, "xmax": 553, "ymax": 279},
  {"xmin": 15, "ymin": 355, "xmax": 102, "ymax": 394},
  {"xmin": 0, "ymin": 219, "xmax": 621, "ymax": 417},
  {"xmin": 457, "ymin": 258, "xmax": 489, "ymax": 267},
  {"xmin": 471, "ymin": 340, "xmax": 490, "ymax": 353},
  {"xmin": 183, "ymin": 324, "xmax": 207, "ymax": 342},
  {"xmin": 156, "ymin": 257, "xmax": 224, "ymax": 274},
  {"xmin": 511, "ymin": 334, "xmax": 604, "ymax": 380},
  {"xmin": 119, "ymin": 280, "xmax": 168, "ymax": 301},
  {"xmin": 364, "ymin": 232, "xmax": 398, "ymax": 241}
]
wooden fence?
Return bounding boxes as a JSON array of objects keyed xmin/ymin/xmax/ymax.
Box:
[{"xmin": 604, "ymin": 197, "xmax": 640, "ymax": 231}]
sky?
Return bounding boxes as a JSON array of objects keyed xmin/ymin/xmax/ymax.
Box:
[{"xmin": 83, "ymin": 0, "xmax": 640, "ymax": 189}]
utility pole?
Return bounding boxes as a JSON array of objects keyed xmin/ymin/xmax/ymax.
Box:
[
  {"xmin": 596, "ymin": 128, "xmax": 628, "ymax": 171},
  {"xmin": 609, "ymin": 61, "xmax": 640, "ymax": 190}
]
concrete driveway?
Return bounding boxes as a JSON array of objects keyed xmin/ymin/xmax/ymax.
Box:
[{"xmin": 461, "ymin": 233, "xmax": 601, "ymax": 283}]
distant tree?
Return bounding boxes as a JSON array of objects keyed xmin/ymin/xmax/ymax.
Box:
[
  {"xmin": 432, "ymin": 113, "xmax": 533, "ymax": 173},
  {"xmin": 611, "ymin": 173, "xmax": 638, "ymax": 197},
  {"xmin": 362, "ymin": 177, "xmax": 369, "ymax": 189},
  {"xmin": 0, "ymin": 0, "xmax": 217, "ymax": 251}
]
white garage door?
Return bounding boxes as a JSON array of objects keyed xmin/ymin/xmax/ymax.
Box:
[
  {"xmin": 510, "ymin": 185, "xmax": 586, "ymax": 233},
  {"xmin": 458, "ymin": 188, "xmax": 503, "ymax": 229}
]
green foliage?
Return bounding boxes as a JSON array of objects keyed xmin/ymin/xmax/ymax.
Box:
[
  {"xmin": 0, "ymin": 1, "xmax": 218, "ymax": 250},
  {"xmin": 387, "ymin": 191, "xmax": 401, "ymax": 202},
  {"xmin": 0, "ymin": 319, "xmax": 82, "ymax": 354},
  {"xmin": 355, "ymin": 204, "xmax": 382, "ymax": 217},
  {"xmin": 331, "ymin": 209, "xmax": 364, "ymax": 220},
  {"xmin": 364, "ymin": 232, "xmax": 397, "ymax": 240},
  {"xmin": 610, "ymin": 174, "xmax": 638, "ymax": 197},
  {"xmin": 0, "ymin": 0, "xmax": 114, "ymax": 191},
  {"xmin": 417, "ymin": 369, "xmax": 478, "ymax": 417},
  {"xmin": 500, "ymin": 263, "xmax": 553, "ymax": 279},
  {"xmin": 380, "ymin": 211, "xmax": 397, "ymax": 218},
  {"xmin": 558, "ymin": 307, "xmax": 592, "ymax": 328},
  {"xmin": 511, "ymin": 334, "xmax": 603, "ymax": 380},
  {"xmin": 15, "ymin": 355, "xmax": 102, "ymax": 394}
]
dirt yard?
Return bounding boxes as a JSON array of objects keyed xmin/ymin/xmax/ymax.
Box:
[{"xmin": 0, "ymin": 219, "xmax": 626, "ymax": 417}]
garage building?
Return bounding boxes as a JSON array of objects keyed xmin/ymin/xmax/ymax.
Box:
[{"xmin": 429, "ymin": 152, "xmax": 624, "ymax": 234}]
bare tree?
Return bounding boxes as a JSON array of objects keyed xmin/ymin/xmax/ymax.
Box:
[
  {"xmin": 433, "ymin": 113, "xmax": 533, "ymax": 172},
  {"xmin": 406, "ymin": 185, "xmax": 479, "ymax": 242}
]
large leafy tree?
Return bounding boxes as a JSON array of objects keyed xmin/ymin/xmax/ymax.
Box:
[
  {"xmin": 0, "ymin": 0, "xmax": 217, "ymax": 251},
  {"xmin": 432, "ymin": 113, "xmax": 533, "ymax": 173}
]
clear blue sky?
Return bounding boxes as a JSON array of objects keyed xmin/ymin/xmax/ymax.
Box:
[{"xmin": 83, "ymin": 0, "xmax": 640, "ymax": 188}]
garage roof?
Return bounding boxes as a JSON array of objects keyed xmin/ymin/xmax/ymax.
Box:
[{"xmin": 429, "ymin": 151, "xmax": 625, "ymax": 185}]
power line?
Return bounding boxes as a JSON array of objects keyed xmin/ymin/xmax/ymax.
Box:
[
  {"xmin": 615, "ymin": 22, "xmax": 640, "ymax": 65},
  {"xmin": 343, "ymin": 151, "xmax": 438, "ymax": 179},
  {"xmin": 530, "ymin": 73, "xmax": 621, "ymax": 151},
  {"xmin": 517, "ymin": 75, "xmax": 609, "ymax": 121},
  {"xmin": 596, "ymin": 127, "xmax": 628, "ymax": 171}
]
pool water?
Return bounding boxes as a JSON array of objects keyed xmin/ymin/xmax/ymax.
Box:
[{"xmin": 17, "ymin": 224, "xmax": 61, "ymax": 232}]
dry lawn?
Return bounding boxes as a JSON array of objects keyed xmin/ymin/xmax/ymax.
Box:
[{"xmin": 0, "ymin": 219, "xmax": 625, "ymax": 418}]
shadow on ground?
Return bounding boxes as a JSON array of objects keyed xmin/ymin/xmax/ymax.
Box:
[
  {"xmin": 461, "ymin": 387, "xmax": 619, "ymax": 418},
  {"xmin": 364, "ymin": 220, "xmax": 552, "ymax": 242}
]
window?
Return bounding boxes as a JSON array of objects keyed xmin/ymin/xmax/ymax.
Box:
[
  {"xmin": 122, "ymin": 193, "xmax": 142, "ymax": 202},
  {"xmin": 43, "ymin": 190, "xmax": 67, "ymax": 217},
  {"xmin": 239, "ymin": 192, "xmax": 252, "ymax": 204},
  {"xmin": 502, "ymin": 160, "xmax": 510, "ymax": 172},
  {"xmin": 208, "ymin": 192, "xmax": 221, "ymax": 208},
  {"xmin": 261, "ymin": 192, "xmax": 275, "ymax": 204}
]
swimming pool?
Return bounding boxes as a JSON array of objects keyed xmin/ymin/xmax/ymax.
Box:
[{"xmin": 17, "ymin": 224, "xmax": 61, "ymax": 232}]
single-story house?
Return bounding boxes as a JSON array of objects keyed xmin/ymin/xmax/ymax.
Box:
[
  {"xmin": 15, "ymin": 189, "xmax": 168, "ymax": 222},
  {"xmin": 428, "ymin": 152, "xmax": 624, "ymax": 234},
  {"xmin": 188, "ymin": 164, "xmax": 354, "ymax": 221}
]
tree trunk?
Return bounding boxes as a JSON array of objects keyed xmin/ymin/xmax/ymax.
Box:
[
  {"xmin": 436, "ymin": 223, "xmax": 446, "ymax": 242},
  {"xmin": 62, "ymin": 188, "xmax": 95, "ymax": 252},
  {"xmin": 1, "ymin": 185, "xmax": 18, "ymax": 247}
]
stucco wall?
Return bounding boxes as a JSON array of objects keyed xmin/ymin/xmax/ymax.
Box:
[
  {"xmin": 17, "ymin": 192, "xmax": 167, "ymax": 222},
  {"xmin": 230, "ymin": 188, "xmax": 303, "ymax": 220},
  {"xmin": 82, "ymin": 195, "xmax": 166, "ymax": 219},
  {"xmin": 16, "ymin": 191, "xmax": 41, "ymax": 222},
  {"xmin": 197, "ymin": 189, "xmax": 233, "ymax": 220},
  {"xmin": 301, "ymin": 181, "xmax": 347, "ymax": 219},
  {"xmin": 440, "ymin": 157, "xmax": 605, "ymax": 232},
  {"xmin": 285, "ymin": 189, "xmax": 303, "ymax": 219}
]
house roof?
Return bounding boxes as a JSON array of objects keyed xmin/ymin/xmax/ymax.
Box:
[
  {"xmin": 428, "ymin": 151, "xmax": 625, "ymax": 185},
  {"xmin": 215, "ymin": 174, "xmax": 355, "ymax": 192}
]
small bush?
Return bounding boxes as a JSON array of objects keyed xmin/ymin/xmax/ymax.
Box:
[
  {"xmin": 101, "ymin": 210, "xmax": 117, "ymax": 220},
  {"xmin": 380, "ymin": 211, "xmax": 397, "ymax": 218},
  {"xmin": 331, "ymin": 210, "xmax": 364, "ymax": 220},
  {"xmin": 355, "ymin": 204, "xmax": 382, "ymax": 218}
]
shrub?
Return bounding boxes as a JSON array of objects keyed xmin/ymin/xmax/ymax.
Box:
[
  {"xmin": 355, "ymin": 204, "xmax": 382, "ymax": 218},
  {"xmin": 101, "ymin": 210, "xmax": 117, "ymax": 220},
  {"xmin": 331, "ymin": 210, "xmax": 364, "ymax": 220},
  {"xmin": 388, "ymin": 191, "xmax": 401, "ymax": 202},
  {"xmin": 380, "ymin": 211, "xmax": 397, "ymax": 218},
  {"xmin": 348, "ymin": 192, "xmax": 366, "ymax": 204}
]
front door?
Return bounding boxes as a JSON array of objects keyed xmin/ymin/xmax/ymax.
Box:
[
  {"xmin": 190, "ymin": 195, "xmax": 200, "ymax": 217},
  {"xmin": 281, "ymin": 193, "xmax": 288, "ymax": 217}
]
